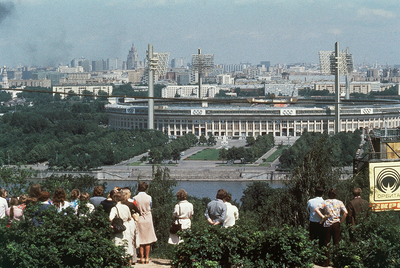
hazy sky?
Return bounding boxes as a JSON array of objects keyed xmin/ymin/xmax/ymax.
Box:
[{"xmin": 0, "ymin": 0, "xmax": 399, "ymax": 67}]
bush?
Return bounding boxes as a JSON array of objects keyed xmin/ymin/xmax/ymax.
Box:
[
  {"xmin": 0, "ymin": 203, "xmax": 129, "ymax": 267},
  {"xmin": 332, "ymin": 211, "xmax": 400, "ymax": 268},
  {"xmin": 172, "ymin": 224, "xmax": 319, "ymax": 268}
]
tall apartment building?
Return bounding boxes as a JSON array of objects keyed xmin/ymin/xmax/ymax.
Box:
[
  {"xmin": 92, "ymin": 60, "xmax": 106, "ymax": 72},
  {"xmin": 71, "ymin": 58, "xmax": 91, "ymax": 72},
  {"xmin": 171, "ymin": 57, "xmax": 187, "ymax": 68},
  {"xmin": 314, "ymin": 82, "xmax": 381, "ymax": 95},
  {"xmin": 126, "ymin": 44, "xmax": 142, "ymax": 70},
  {"xmin": 107, "ymin": 58, "xmax": 119, "ymax": 70}
]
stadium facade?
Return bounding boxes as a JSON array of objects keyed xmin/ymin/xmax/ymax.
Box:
[{"xmin": 106, "ymin": 99, "xmax": 400, "ymax": 139}]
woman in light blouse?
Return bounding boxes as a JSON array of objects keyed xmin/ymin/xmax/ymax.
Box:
[{"xmin": 168, "ymin": 189, "xmax": 194, "ymax": 245}]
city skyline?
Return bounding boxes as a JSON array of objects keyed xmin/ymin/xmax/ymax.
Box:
[{"xmin": 0, "ymin": 0, "xmax": 399, "ymax": 68}]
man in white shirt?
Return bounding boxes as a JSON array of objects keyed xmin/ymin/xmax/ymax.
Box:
[
  {"xmin": 0, "ymin": 188, "xmax": 9, "ymax": 218},
  {"xmin": 223, "ymin": 194, "xmax": 239, "ymax": 227},
  {"xmin": 307, "ymin": 186, "xmax": 324, "ymax": 248}
]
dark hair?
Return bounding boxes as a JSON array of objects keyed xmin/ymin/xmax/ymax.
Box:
[
  {"xmin": 9, "ymin": 197, "xmax": 18, "ymax": 219},
  {"xmin": 138, "ymin": 181, "xmax": 148, "ymax": 192},
  {"xmin": 93, "ymin": 186, "xmax": 104, "ymax": 197},
  {"xmin": 109, "ymin": 186, "xmax": 121, "ymax": 199},
  {"xmin": 216, "ymin": 189, "xmax": 227, "ymax": 200},
  {"xmin": 353, "ymin": 188, "xmax": 362, "ymax": 197},
  {"xmin": 27, "ymin": 183, "xmax": 41, "ymax": 204},
  {"xmin": 315, "ymin": 187, "xmax": 324, "ymax": 197},
  {"xmin": 112, "ymin": 191, "xmax": 125, "ymax": 203},
  {"xmin": 70, "ymin": 189, "xmax": 81, "ymax": 201},
  {"xmin": 176, "ymin": 189, "xmax": 188, "ymax": 201},
  {"xmin": 0, "ymin": 188, "xmax": 7, "ymax": 198},
  {"xmin": 80, "ymin": 192, "xmax": 90, "ymax": 202},
  {"xmin": 29, "ymin": 184, "xmax": 41, "ymax": 198},
  {"xmin": 328, "ymin": 188, "xmax": 338, "ymax": 199},
  {"xmin": 223, "ymin": 194, "xmax": 232, "ymax": 202},
  {"xmin": 38, "ymin": 191, "xmax": 51, "ymax": 202},
  {"xmin": 18, "ymin": 194, "xmax": 27, "ymax": 205},
  {"xmin": 52, "ymin": 188, "xmax": 67, "ymax": 209}
]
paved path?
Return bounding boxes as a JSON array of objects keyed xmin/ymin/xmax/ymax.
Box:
[
  {"xmin": 134, "ymin": 258, "xmax": 171, "ymax": 267},
  {"xmin": 134, "ymin": 259, "xmax": 330, "ymax": 267}
]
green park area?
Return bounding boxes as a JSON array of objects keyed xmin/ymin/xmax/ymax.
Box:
[{"xmin": 186, "ymin": 148, "xmax": 220, "ymax": 160}]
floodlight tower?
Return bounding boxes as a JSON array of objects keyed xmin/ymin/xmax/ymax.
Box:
[
  {"xmin": 334, "ymin": 42, "xmax": 340, "ymax": 134},
  {"xmin": 146, "ymin": 44, "xmax": 169, "ymax": 130},
  {"xmin": 345, "ymin": 47, "xmax": 354, "ymax": 100},
  {"xmin": 191, "ymin": 48, "xmax": 214, "ymax": 99},
  {"xmin": 319, "ymin": 42, "xmax": 353, "ymax": 134}
]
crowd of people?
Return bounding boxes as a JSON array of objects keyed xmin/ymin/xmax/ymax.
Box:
[
  {"xmin": 0, "ymin": 184, "xmax": 242, "ymax": 266},
  {"xmin": 0, "ymin": 183, "xmax": 159, "ymax": 266},
  {"xmin": 307, "ymin": 187, "xmax": 369, "ymax": 267}
]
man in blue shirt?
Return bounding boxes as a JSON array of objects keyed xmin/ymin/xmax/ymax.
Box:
[
  {"xmin": 307, "ymin": 186, "xmax": 324, "ymax": 248},
  {"xmin": 205, "ymin": 189, "xmax": 227, "ymax": 226}
]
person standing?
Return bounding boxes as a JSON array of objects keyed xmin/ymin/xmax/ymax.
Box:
[
  {"xmin": 89, "ymin": 186, "xmax": 106, "ymax": 208},
  {"xmin": 5, "ymin": 197, "xmax": 22, "ymax": 227},
  {"xmin": 121, "ymin": 188, "xmax": 139, "ymax": 265},
  {"xmin": 69, "ymin": 189, "xmax": 81, "ymax": 213},
  {"xmin": 0, "ymin": 188, "xmax": 8, "ymax": 219},
  {"xmin": 315, "ymin": 188, "xmax": 348, "ymax": 267},
  {"xmin": 346, "ymin": 188, "xmax": 369, "ymax": 242},
  {"xmin": 168, "ymin": 189, "xmax": 194, "ymax": 244},
  {"xmin": 134, "ymin": 182, "xmax": 157, "ymax": 264},
  {"xmin": 204, "ymin": 189, "xmax": 227, "ymax": 226},
  {"xmin": 100, "ymin": 187, "xmax": 120, "ymax": 215},
  {"xmin": 109, "ymin": 191, "xmax": 134, "ymax": 266},
  {"xmin": 52, "ymin": 188, "xmax": 70, "ymax": 212},
  {"xmin": 307, "ymin": 187, "xmax": 325, "ymax": 248},
  {"xmin": 223, "ymin": 194, "xmax": 239, "ymax": 228}
]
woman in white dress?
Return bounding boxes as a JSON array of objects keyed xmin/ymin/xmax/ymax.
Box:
[
  {"xmin": 134, "ymin": 182, "xmax": 157, "ymax": 264},
  {"xmin": 109, "ymin": 191, "xmax": 134, "ymax": 266},
  {"xmin": 168, "ymin": 189, "xmax": 194, "ymax": 245}
]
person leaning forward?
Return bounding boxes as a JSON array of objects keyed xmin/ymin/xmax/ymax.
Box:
[{"xmin": 204, "ymin": 189, "xmax": 227, "ymax": 226}]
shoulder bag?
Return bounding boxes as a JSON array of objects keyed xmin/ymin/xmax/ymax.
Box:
[
  {"xmin": 111, "ymin": 206, "xmax": 126, "ymax": 234},
  {"xmin": 169, "ymin": 204, "xmax": 182, "ymax": 234}
]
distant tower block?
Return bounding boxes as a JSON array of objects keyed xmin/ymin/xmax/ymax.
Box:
[
  {"xmin": 191, "ymin": 48, "xmax": 214, "ymax": 99},
  {"xmin": 2, "ymin": 66, "xmax": 9, "ymax": 89}
]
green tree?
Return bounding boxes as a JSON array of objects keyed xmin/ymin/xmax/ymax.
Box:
[
  {"xmin": 199, "ymin": 134, "xmax": 207, "ymax": 145},
  {"xmin": 0, "ymin": 166, "xmax": 37, "ymax": 196},
  {"xmin": 219, "ymin": 148, "xmax": 227, "ymax": 163},
  {"xmin": 207, "ymin": 134, "xmax": 217, "ymax": 146}
]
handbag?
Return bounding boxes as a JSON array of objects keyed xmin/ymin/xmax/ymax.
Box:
[
  {"xmin": 169, "ymin": 204, "xmax": 182, "ymax": 234},
  {"xmin": 132, "ymin": 212, "xmax": 140, "ymax": 222},
  {"xmin": 111, "ymin": 206, "xmax": 126, "ymax": 234}
]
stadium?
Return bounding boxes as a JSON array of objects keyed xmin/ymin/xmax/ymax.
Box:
[{"xmin": 106, "ymin": 97, "xmax": 400, "ymax": 139}]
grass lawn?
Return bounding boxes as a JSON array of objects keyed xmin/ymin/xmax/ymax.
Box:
[
  {"xmin": 259, "ymin": 146, "xmax": 287, "ymax": 166},
  {"xmin": 187, "ymin": 148, "xmax": 220, "ymax": 160},
  {"xmin": 127, "ymin": 162, "xmax": 143, "ymax": 166}
]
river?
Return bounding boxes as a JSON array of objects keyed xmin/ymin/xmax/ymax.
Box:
[{"xmin": 105, "ymin": 180, "xmax": 285, "ymax": 202}]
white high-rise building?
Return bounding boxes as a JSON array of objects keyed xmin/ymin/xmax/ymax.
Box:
[{"xmin": 126, "ymin": 44, "xmax": 142, "ymax": 70}]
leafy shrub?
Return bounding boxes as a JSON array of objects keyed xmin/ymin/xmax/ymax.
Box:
[
  {"xmin": 0, "ymin": 203, "xmax": 129, "ymax": 267},
  {"xmin": 40, "ymin": 173, "xmax": 107, "ymax": 195},
  {"xmin": 172, "ymin": 224, "xmax": 319, "ymax": 268},
  {"xmin": 332, "ymin": 211, "xmax": 400, "ymax": 268}
]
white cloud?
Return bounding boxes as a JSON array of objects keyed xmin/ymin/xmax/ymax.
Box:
[
  {"xmin": 328, "ymin": 28, "xmax": 342, "ymax": 36},
  {"xmin": 357, "ymin": 7, "xmax": 396, "ymax": 19}
]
